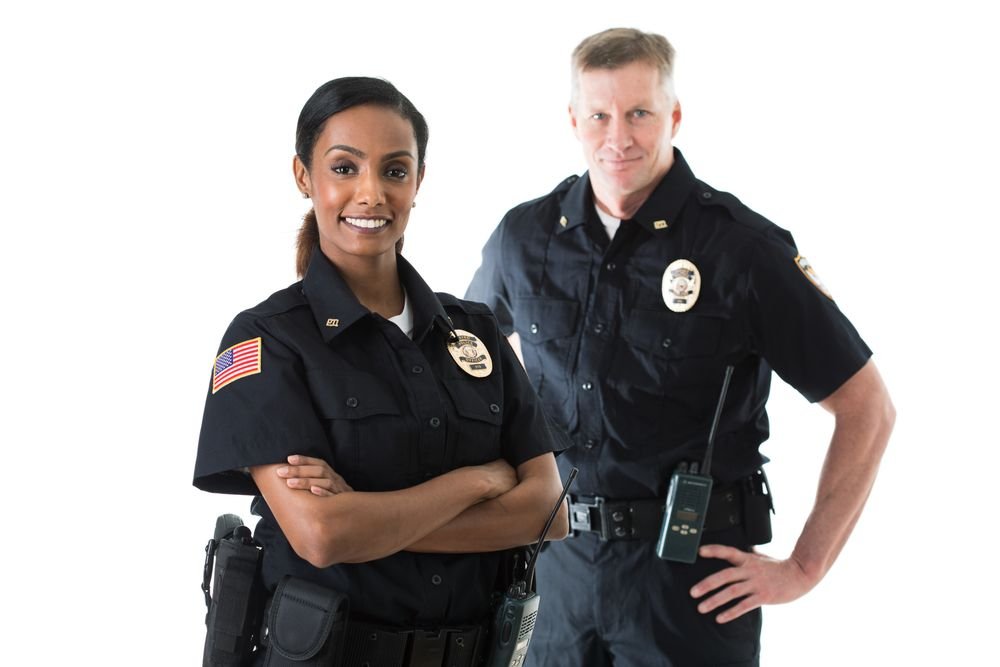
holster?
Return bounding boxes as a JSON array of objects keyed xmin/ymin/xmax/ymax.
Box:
[
  {"xmin": 741, "ymin": 468, "xmax": 774, "ymax": 545},
  {"xmin": 261, "ymin": 576, "xmax": 350, "ymax": 666},
  {"xmin": 203, "ymin": 514, "xmax": 264, "ymax": 667}
]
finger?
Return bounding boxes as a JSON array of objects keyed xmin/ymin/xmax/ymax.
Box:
[
  {"xmin": 310, "ymin": 486, "xmax": 334, "ymax": 497},
  {"xmin": 287, "ymin": 454, "xmax": 327, "ymax": 466},
  {"xmin": 690, "ymin": 566, "xmax": 747, "ymax": 599},
  {"xmin": 698, "ymin": 544, "xmax": 747, "ymax": 564},
  {"xmin": 715, "ymin": 595, "xmax": 761, "ymax": 624},
  {"xmin": 698, "ymin": 581, "xmax": 752, "ymax": 614},
  {"xmin": 286, "ymin": 477, "xmax": 335, "ymax": 490},
  {"xmin": 282, "ymin": 465, "xmax": 333, "ymax": 480}
]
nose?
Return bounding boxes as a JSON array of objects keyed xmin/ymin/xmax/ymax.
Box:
[
  {"xmin": 354, "ymin": 169, "xmax": 385, "ymax": 207},
  {"xmin": 605, "ymin": 116, "xmax": 633, "ymax": 154}
]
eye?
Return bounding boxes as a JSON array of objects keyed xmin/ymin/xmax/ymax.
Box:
[
  {"xmin": 590, "ymin": 112, "xmax": 607, "ymax": 121},
  {"xmin": 331, "ymin": 161, "xmax": 356, "ymax": 175},
  {"xmin": 632, "ymin": 109, "xmax": 650, "ymax": 119},
  {"xmin": 385, "ymin": 166, "xmax": 409, "ymax": 180}
]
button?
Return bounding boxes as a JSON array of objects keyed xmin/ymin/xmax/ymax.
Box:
[
  {"xmin": 411, "ymin": 365, "xmax": 424, "ymax": 374},
  {"xmin": 612, "ymin": 511, "xmax": 624, "ymax": 522},
  {"xmin": 429, "ymin": 417, "xmax": 441, "ymax": 428},
  {"xmin": 489, "ymin": 403, "xmax": 501, "ymax": 414},
  {"xmin": 690, "ymin": 528, "xmax": 698, "ymax": 534},
  {"xmin": 584, "ymin": 439, "xmax": 596, "ymax": 449},
  {"xmin": 345, "ymin": 397, "xmax": 359, "ymax": 408},
  {"xmin": 661, "ymin": 338, "xmax": 672, "ymax": 349},
  {"xmin": 671, "ymin": 525, "xmax": 680, "ymax": 532},
  {"xmin": 529, "ymin": 323, "xmax": 539, "ymax": 334},
  {"xmin": 614, "ymin": 526, "xmax": 627, "ymax": 537},
  {"xmin": 581, "ymin": 381, "xmax": 593, "ymax": 391},
  {"xmin": 593, "ymin": 323, "xmax": 604, "ymax": 334},
  {"xmin": 605, "ymin": 262, "xmax": 617, "ymax": 271},
  {"xmin": 431, "ymin": 574, "xmax": 442, "ymax": 585},
  {"xmin": 702, "ymin": 191, "xmax": 713, "ymax": 199}
]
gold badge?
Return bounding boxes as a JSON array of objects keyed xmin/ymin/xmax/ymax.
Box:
[
  {"xmin": 662, "ymin": 259, "xmax": 701, "ymax": 313},
  {"xmin": 447, "ymin": 329, "xmax": 493, "ymax": 378},
  {"xmin": 326, "ymin": 318, "xmax": 340, "ymax": 327},
  {"xmin": 559, "ymin": 215, "xmax": 568, "ymax": 227},
  {"xmin": 653, "ymin": 220, "xmax": 668, "ymax": 230},
  {"xmin": 794, "ymin": 255, "xmax": 833, "ymax": 300}
]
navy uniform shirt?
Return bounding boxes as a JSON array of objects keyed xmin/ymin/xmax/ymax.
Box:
[
  {"xmin": 466, "ymin": 149, "xmax": 871, "ymax": 498},
  {"xmin": 194, "ymin": 248, "xmax": 559, "ymax": 627}
]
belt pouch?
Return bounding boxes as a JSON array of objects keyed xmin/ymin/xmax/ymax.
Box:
[
  {"xmin": 204, "ymin": 535, "xmax": 263, "ymax": 666},
  {"xmin": 742, "ymin": 472, "xmax": 774, "ymax": 545},
  {"xmin": 264, "ymin": 576, "xmax": 349, "ymax": 666}
]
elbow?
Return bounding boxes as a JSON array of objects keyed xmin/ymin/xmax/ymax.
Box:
[
  {"xmin": 288, "ymin": 517, "xmax": 351, "ymax": 569},
  {"xmin": 548, "ymin": 498, "xmax": 570, "ymax": 541}
]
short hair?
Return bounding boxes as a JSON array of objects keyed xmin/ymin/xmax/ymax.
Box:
[{"xmin": 570, "ymin": 28, "xmax": 677, "ymax": 104}]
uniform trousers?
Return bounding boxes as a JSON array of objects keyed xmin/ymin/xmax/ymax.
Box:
[{"xmin": 528, "ymin": 524, "xmax": 761, "ymax": 667}]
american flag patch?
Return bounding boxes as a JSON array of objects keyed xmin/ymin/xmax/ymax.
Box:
[{"xmin": 212, "ymin": 337, "xmax": 262, "ymax": 394}]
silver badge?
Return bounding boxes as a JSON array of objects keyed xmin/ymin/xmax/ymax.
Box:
[{"xmin": 662, "ymin": 259, "xmax": 701, "ymax": 313}]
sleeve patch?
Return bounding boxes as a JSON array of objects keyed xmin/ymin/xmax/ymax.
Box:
[
  {"xmin": 794, "ymin": 255, "xmax": 833, "ymax": 300},
  {"xmin": 212, "ymin": 337, "xmax": 262, "ymax": 394}
]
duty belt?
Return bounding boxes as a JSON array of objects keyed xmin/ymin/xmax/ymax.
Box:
[
  {"xmin": 342, "ymin": 619, "xmax": 485, "ymax": 667},
  {"xmin": 568, "ymin": 486, "xmax": 744, "ymax": 541}
]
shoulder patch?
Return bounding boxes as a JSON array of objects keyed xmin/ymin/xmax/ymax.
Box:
[
  {"xmin": 794, "ymin": 255, "xmax": 834, "ymax": 300},
  {"xmin": 212, "ymin": 337, "xmax": 262, "ymax": 394}
]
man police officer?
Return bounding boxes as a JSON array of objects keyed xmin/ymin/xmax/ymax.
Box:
[{"xmin": 466, "ymin": 28, "xmax": 894, "ymax": 666}]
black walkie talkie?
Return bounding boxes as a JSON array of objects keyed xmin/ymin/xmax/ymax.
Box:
[
  {"xmin": 657, "ymin": 366, "xmax": 734, "ymax": 563},
  {"xmin": 487, "ymin": 467, "xmax": 577, "ymax": 667}
]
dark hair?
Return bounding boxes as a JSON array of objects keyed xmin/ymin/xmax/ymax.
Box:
[{"xmin": 295, "ymin": 77, "xmax": 429, "ymax": 276}]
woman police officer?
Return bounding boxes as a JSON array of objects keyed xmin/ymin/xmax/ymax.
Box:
[{"xmin": 193, "ymin": 77, "xmax": 568, "ymax": 666}]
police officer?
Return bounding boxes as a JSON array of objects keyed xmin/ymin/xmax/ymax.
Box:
[
  {"xmin": 193, "ymin": 77, "xmax": 567, "ymax": 666},
  {"xmin": 466, "ymin": 29, "xmax": 895, "ymax": 666}
]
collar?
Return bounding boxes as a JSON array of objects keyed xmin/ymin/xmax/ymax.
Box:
[
  {"xmin": 302, "ymin": 247, "xmax": 451, "ymax": 344},
  {"xmin": 558, "ymin": 147, "xmax": 698, "ymax": 235}
]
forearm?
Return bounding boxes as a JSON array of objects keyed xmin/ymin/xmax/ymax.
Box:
[
  {"xmin": 254, "ymin": 464, "xmax": 492, "ymax": 567},
  {"xmin": 790, "ymin": 364, "xmax": 895, "ymax": 583},
  {"xmin": 406, "ymin": 474, "xmax": 569, "ymax": 553}
]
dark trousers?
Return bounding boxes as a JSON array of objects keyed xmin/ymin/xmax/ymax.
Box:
[{"xmin": 527, "ymin": 525, "xmax": 761, "ymax": 667}]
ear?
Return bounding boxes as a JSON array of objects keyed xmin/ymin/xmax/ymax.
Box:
[
  {"xmin": 670, "ymin": 101, "xmax": 683, "ymax": 139},
  {"xmin": 416, "ymin": 164, "xmax": 426, "ymax": 194},
  {"xmin": 292, "ymin": 155, "xmax": 312, "ymax": 197},
  {"xmin": 568, "ymin": 103, "xmax": 581, "ymax": 139}
]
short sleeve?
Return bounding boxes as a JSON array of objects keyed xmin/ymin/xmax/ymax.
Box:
[
  {"xmin": 495, "ymin": 323, "xmax": 570, "ymax": 466},
  {"xmin": 466, "ymin": 220, "xmax": 514, "ymax": 336},
  {"xmin": 746, "ymin": 229, "xmax": 872, "ymax": 403},
  {"xmin": 193, "ymin": 314, "xmax": 330, "ymax": 494}
]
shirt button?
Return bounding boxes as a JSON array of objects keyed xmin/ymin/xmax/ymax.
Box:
[
  {"xmin": 431, "ymin": 574, "xmax": 442, "ymax": 586},
  {"xmin": 661, "ymin": 338, "xmax": 672, "ymax": 349},
  {"xmin": 489, "ymin": 403, "xmax": 501, "ymax": 414},
  {"xmin": 345, "ymin": 397, "xmax": 359, "ymax": 408},
  {"xmin": 581, "ymin": 381, "xmax": 593, "ymax": 391},
  {"xmin": 411, "ymin": 365, "xmax": 424, "ymax": 374},
  {"xmin": 605, "ymin": 262, "xmax": 616, "ymax": 272},
  {"xmin": 529, "ymin": 323, "xmax": 539, "ymax": 334},
  {"xmin": 702, "ymin": 191, "xmax": 713, "ymax": 199},
  {"xmin": 584, "ymin": 439, "xmax": 596, "ymax": 449},
  {"xmin": 429, "ymin": 417, "xmax": 441, "ymax": 428},
  {"xmin": 593, "ymin": 323, "xmax": 604, "ymax": 334}
]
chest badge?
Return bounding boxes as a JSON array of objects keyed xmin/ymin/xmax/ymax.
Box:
[
  {"xmin": 447, "ymin": 329, "xmax": 493, "ymax": 378},
  {"xmin": 662, "ymin": 259, "xmax": 701, "ymax": 313}
]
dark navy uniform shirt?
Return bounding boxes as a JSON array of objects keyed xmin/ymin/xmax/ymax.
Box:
[
  {"xmin": 194, "ymin": 248, "xmax": 559, "ymax": 627},
  {"xmin": 466, "ymin": 149, "xmax": 871, "ymax": 498}
]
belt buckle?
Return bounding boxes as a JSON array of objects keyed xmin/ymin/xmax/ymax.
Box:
[{"xmin": 569, "ymin": 496, "xmax": 606, "ymax": 539}]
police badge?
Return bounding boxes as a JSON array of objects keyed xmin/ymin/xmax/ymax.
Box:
[
  {"xmin": 662, "ymin": 259, "xmax": 701, "ymax": 313},
  {"xmin": 447, "ymin": 329, "xmax": 493, "ymax": 378}
]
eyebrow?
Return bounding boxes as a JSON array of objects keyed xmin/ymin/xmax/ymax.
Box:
[{"xmin": 323, "ymin": 145, "xmax": 415, "ymax": 161}]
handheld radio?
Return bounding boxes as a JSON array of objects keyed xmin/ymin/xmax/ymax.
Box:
[
  {"xmin": 487, "ymin": 467, "xmax": 578, "ymax": 667},
  {"xmin": 656, "ymin": 366, "xmax": 734, "ymax": 563}
]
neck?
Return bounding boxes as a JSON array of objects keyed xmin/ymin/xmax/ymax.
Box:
[{"xmin": 326, "ymin": 249, "xmax": 404, "ymax": 318}]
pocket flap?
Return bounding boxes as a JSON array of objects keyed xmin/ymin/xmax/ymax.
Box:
[
  {"xmin": 442, "ymin": 378, "xmax": 504, "ymax": 425},
  {"xmin": 307, "ymin": 371, "xmax": 401, "ymax": 419},
  {"xmin": 514, "ymin": 297, "xmax": 579, "ymax": 343},
  {"xmin": 267, "ymin": 576, "xmax": 349, "ymax": 661},
  {"xmin": 622, "ymin": 310, "xmax": 723, "ymax": 358}
]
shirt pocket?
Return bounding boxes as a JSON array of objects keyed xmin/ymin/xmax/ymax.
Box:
[
  {"xmin": 306, "ymin": 370, "xmax": 409, "ymax": 490},
  {"xmin": 512, "ymin": 297, "xmax": 579, "ymax": 426},
  {"xmin": 440, "ymin": 374, "xmax": 504, "ymax": 467}
]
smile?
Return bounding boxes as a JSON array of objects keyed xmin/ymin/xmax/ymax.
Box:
[{"xmin": 343, "ymin": 217, "xmax": 390, "ymax": 230}]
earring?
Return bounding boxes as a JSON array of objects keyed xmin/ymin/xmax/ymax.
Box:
[
  {"xmin": 411, "ymin": 201, "xmax": 417, "ymax": 208},
  {"xmin": 302, "ymin": 192, "xmax": 310, "ymax": 199}
]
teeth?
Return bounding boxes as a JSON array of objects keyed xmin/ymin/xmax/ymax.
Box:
[{"xmin": 344, "ymin": 217, "xmax": 388, "ymax": 229}]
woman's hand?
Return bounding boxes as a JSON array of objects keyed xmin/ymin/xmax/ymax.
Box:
[
  {"xmin": 275, "ymin": 454, "xmax": 353, "ymax": 497},
  {"xmin": 476, "ymin": 458, "xmax": 518, "ymax": 500}
]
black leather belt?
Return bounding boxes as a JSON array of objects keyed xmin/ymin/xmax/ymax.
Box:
[
  {"xmin": 342, "ymin": 620, "xmax": 485, "ymax": 667},
  {"xmin": 568, "ymin": 486, "xmax": 744, "ymax": 541}
]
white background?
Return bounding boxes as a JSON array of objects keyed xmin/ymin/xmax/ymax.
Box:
[{"xmin": 2, "ymin": 1, "xmax": 997, "ymax": 664}]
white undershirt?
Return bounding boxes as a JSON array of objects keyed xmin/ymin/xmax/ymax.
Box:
[
  {"xmin": 594, "ymin": 204, "xmax": 621, "ymax": 240},
  {"xmin": 387, "ymin": 289, "xmax": 414, "ymax": 339}
]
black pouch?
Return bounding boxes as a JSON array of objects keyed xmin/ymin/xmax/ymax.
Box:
[
  {"xmin": 742, "ymin": 469, "xmax": 774, "ymax": 545},
  {"xmin": 263, "ymin": 576, "xmax": 350, "ymax": 666},
  {"xmin": 203, "ymin": 514, "xmax": 264, "ymax": 667}
]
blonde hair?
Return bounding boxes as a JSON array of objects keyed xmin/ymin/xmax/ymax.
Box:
[{"xmin": 570, "ymin": 28, "xmax": 677, "ymax": 105}]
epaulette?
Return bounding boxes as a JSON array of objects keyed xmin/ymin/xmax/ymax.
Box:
[
  {"xmin": 437, "ymin": 292, "xmax": 493, "ymax": 316},
  {"xmin": 550, "ymin": 173, "xmax": 580, "ymax": 195},
  {"xmin": 694, "ymin": 184, "xmax": 775, "ymax": 236},
  {"xmin": 243, "ymin": 282, "xmax": 309, "ymax": 320}
]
